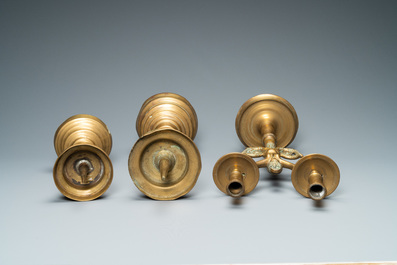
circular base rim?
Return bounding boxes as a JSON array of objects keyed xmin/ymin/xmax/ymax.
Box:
[
  {"xmin": 235, "ymin": 94, "xmax": 299, "ymax": 148},
  {"xmin": 53, "ymin": 144, "xmax": 113, "ymax": 201},
  {"xmin": 128, "ymin": 129, "xmax": 201, "ymax": 200}
]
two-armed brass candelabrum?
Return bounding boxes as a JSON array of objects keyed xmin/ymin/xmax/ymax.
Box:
[
  {"xmin": 128, "ymin": 93, "xmax": 202, "ymax": 200},
  {"xmin": 213, "ymin": 94, "xmax": 340, "ymax": 200},
  {"xmin": 53, "ymin": 114, "xmax": 113, "ymax": 201}
]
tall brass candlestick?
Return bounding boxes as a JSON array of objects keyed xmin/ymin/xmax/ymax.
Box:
[
  {"xmin": 128, "ymin": 93, "xmax": 201, "ymax": 200},
  {"xmin": 53, "ymin": 114, "xmax": 113, "ymax": 201}
]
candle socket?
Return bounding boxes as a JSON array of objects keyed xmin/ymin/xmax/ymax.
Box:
[
  {"xmin": 292, "ymin": 154, "xmax": 340, "ymax": 201},
  {"xmin": 213, "ymin": 153, "xmax": 259, "ymax": 197},
  {"xmin": 227, "ymin": 170, "xmax": 245, "ymax": 198},
  {"xmin": 308, "ymin": 170, "xmax": 326, "ymax": 200}
]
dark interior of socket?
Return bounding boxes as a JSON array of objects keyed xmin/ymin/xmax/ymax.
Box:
[
  {"xmin": 310, "ymin": 184, "xmax": 323, "ymax": 193},
  {"xmin": 228, "ymin": 182, "xmax": 243, "ymax": 195},
  {"xmin": 309, "ymin": 184, "xmax": 325, "ymax": 200}
]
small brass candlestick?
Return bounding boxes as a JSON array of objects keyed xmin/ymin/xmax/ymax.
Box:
[
  {"xmin": 53, "ymin": 114, "xmax": 113, "ymax": 201},
  {"xmin": 213, "ymin": 94, "xmax": 340, "ymax": 200},
  {"xmin": 128, "ymin": 93, "xmax": 201, "ymax": 200}
]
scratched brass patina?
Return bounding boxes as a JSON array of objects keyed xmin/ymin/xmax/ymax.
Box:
[
  {"xmin": 128, "ymin": 93, "xmax": 201, "ymax": 200},
  {"xmin": 213, "ymin": 94, "xmax": 340, "ymax": 200},
  {"xmin": 53, "ymin": 114, "xmax": 113, "ymax": 201}
]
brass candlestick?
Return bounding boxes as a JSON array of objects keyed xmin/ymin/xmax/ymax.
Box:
[
  {"xmin": 213, "ymin": 94, "xmax": 340, "ymax": 200},
  {"xmin": 53, "ymin": 114, "xmax": 113, "ymax": 201},
  {"xmin": 128, "ymin": 93, "xmax": 202, "ymax": 200}
]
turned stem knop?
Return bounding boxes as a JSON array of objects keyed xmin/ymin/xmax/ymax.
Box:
[{"xmin": 259, "ymin": 121, "xmax": 277, "ymax": 148}]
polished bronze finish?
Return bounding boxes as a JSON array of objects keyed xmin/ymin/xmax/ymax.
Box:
[
  {"xmin": 213, "ymin": 153, "xmax": 259, "ymax": 198},
  {"xmin": 214, "ymin": 94, "xmax": 340, "ymax": 200},
  {"xmin": 129, "ymin": 93, "xmax": 201, "ymax": 200},
  {"xmin": 53, "ymin": 114, "xmax": 113, "ymax": 201}
]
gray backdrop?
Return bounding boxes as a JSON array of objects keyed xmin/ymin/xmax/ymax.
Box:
[{"xmin": 1, "ymin": 1, "xmax": 396, "ymax": 264}]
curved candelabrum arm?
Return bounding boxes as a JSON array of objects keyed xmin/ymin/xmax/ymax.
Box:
[
  {"xmin": 255, "ymin": 155, "xmax": 295, "ymax": 172},
  {"xmin": 279, "ymin": 159, "xmax": 295, "ymax": 170},
  {"xmin": 256, "ymin": 156, "xmax": 270, "ymax": 168},
  {"xmin": 242, "ymin": 147, "xmax": 268, "ymax": 158},
  {"xmin": 243, "ymin": 146, "xmax": 302, "ymax": 173},
  {"xmin": 277, "ymin": 148, "xmax": 302, "ymax": 170},
  {"xmin": 278, "ymin": 148, "xmax": 303, "ymax": 159}
]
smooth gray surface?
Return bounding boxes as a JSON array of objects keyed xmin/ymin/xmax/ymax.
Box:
[{"xmin": 1, "ymin": 1, "xmax": 396, "ymax": 264}]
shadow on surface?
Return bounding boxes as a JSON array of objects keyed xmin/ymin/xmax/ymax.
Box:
[
  {"xmin": 229, "ymin": 197, "xmax": 245, "ymax": 208},
  {"xmin": 261, "ymin": 172, "xmax": 292, "ymax": 192},
  {"xmin": 48, "ymin": 194, "xmax": 107, "ymax": 203},
  {"xmin": 42, "ymin": 166, "xmax": 53, "ymax": 174},
  {"xmin": 132, "ymin": 193, "xmax": 193, "ymax": 201},
  {"xmin": 311, "ymin": 198, "xmax": 329, "ymax": 211}
]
